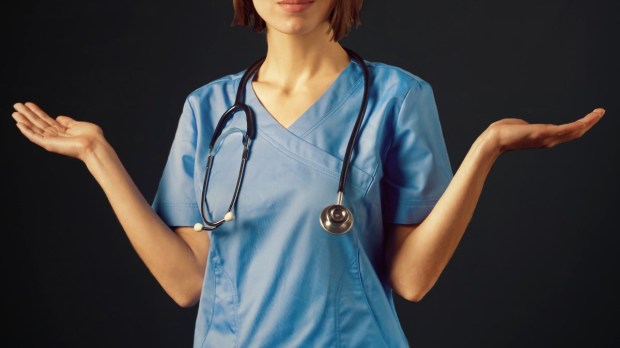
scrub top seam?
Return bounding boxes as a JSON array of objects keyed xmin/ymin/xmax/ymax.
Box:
[
  {"xmin": 185, "ymin": 94, "xmax": 204, "ymax": 214},
  {"xmin": 298, "ymin": 68, "xmax": 364, "ymax": 139},
  {"xmin": 198, "ymin": 267, "xmax": 215, "ymax": 348},
  {"xmin": 188, "ymin": 74, "xmax": 242, "ymax": 105},
  {"xmin": 255, "ymin": 129, "xmax": 372, "ymax": 194},
  {"xmin": 198, "ymin": 254, "xmax": 216, "ymax": 348},
  {"xmin": 385, "ymin": 79, "xmax": 423, "ymax": 156},
  {"xmin": 155, "ymin": 202, "xmax": 198, "ymax": 207},
  {"xmin": 350, "ymin": 216, "xmax": 391, "ymax": 346},
  {"xmin": 187, "ymin": 95, "xmax": 197, "ymax": 124},
  {"xmin": 221, "ymin": 266, "xmax": 240, "ymax": 348},
  {"xmin": 335, "ymin": 255, "xmax": 359, "ymax": 348},
  {"xmin": 401, "ymin": 198, "xmax": 441, "ymax": 205},
  {"xmin": 359, "ymin": 163, "xmax": 377, "ymax": 199},
  {"xmin": 371, "ymin": 64, "xmax": 428, "ymax": 85},
  {"xmin": 269, "ymin": 126, "xmax": 374, "ymax": 178},
  {"xmin": 362, "ymin": 67, "xmax": 421, "ymax": 200},
  {"xmin": 253, "ymin": 114, "xmax": 375, "ymax": 180},
  {"xmin": 208, "ymin": 240, "xmax": 241, "ymax": 347},
  {"xmin": 355, "ymin": 240, "xmax": 391, "ymax": 347},
  {"xmin": 256, "ymin": 129, "xmax": 339, "ymax": 179}
]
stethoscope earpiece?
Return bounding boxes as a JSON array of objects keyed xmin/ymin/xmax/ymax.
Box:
[
  {"xmin": 224, "ymin": 211, "xmax": 235, "ymax": 222},
  {"xmin": 194, "ymin": 211, "xmax": 234, "ymax": 232}
]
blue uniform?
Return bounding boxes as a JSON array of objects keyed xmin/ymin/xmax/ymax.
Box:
[{"xmin": 152, "ymin": 59, "xmax": 453, "ymax": 347}]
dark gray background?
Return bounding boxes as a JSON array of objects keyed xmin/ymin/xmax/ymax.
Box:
[{"xmin": 2, "ymin": 1, "xmax": 619, "ymax": 347}]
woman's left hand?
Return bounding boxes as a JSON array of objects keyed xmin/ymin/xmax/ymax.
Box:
[{"xmin": 484, "ymin": 108, "xmax": 605, "ymax": 153}]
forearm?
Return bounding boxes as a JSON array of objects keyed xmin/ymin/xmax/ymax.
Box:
[
  {"xmin": 390, "ymin": 131, "xmax": 501, "ymax": 299},
  {"xmin": 83, "ymin": 140, "xmax": 205, "ymax": 305}
]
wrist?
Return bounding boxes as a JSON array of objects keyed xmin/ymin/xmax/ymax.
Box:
[
  {"xmin": 81, "ymin": 138, "xmax": 117, "ymax": 169},
  {"xmin": 476, "ymin": 126, "xmax": 504, "ymax": 159}
]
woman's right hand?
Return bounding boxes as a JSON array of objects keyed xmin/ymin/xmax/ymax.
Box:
[
  {"xmin": 13, "ymin": 101, "xmax": 208, "ymax": 305},
  {"xmin": 12, "ymin": 102, "xmax": 106, "ymax": 161}
]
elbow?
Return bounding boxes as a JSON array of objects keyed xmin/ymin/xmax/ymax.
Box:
[
  {"xmin": 395, "ymin": 285, "xmax": 429, "ymax": 303},
  {"xmin": 167, "ymin": 281, "xmax": 202, "ymax": 308},
  {"xmin": 391, "ymin": 274, "xmax": 437, "ymax": 303},
  {"xmin": 173, "ymin": 293, "xmax": 200, "ymax": 308}
]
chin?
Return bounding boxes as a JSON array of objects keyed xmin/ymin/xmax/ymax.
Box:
[
  {"xmin": 280, "ymin": 21, "xmax": 310, "ymax": 34},
  {"xmin": 271, "ymin": 18, "xmax": 329, "ymax": 37}
]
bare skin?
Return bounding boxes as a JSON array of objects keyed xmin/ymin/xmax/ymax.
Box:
[
  {"xmin": 13, "ymin": 102, "xmax": 208, "ymax": 307},
  {"xmin": 11, "ymin": 0, "xmax": 605, "ymax": 305},
  {"xmin": 385, "ymin": 113, "xmax": 604, "ymax": 300},
  {"xmin": 251, "ymin": 0, "xmax": 350, "ymax": 128}
]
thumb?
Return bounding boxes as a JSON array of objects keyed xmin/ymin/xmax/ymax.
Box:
[{"xmin": 56, "ymin": 115, "xmax": 76, "ymax": 127}]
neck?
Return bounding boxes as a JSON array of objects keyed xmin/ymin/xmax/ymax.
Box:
[{"xmin": 258, "ymin": 24, "xmax": 349, "ymax": 90}]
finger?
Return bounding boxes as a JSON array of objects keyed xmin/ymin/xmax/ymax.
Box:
[
  {"xmin": 12, "ymin": 111, "xmax": 46, "ymax": 136},
  {"xmin": 547, "ymin": 122, "xmax": 582, "ymax": 138},
  {"xmin": 16, "ymin": 122, "xmax": 68, "ymax": 153},
  {"xmin": 24, "ymin": 102, "xmax": 67, "ymax": 131},
  {"xmin": 13, "ymin": 110, "xmax": 59, "ymax": 136},
  {"xmin": 546, "ymin": 108, "xmax": 605, "ymax": 136},
  {"xmin": 560, "ymin": 108, "xmax": 605, "ymax": 138},
  {"xmin": 542, "ymin": 109, "xmax": 605, "ymax": 146},
  {"xmin": 570, "ymin": 108, "xmax": 604, "ymax": 127},
  {"xmin": 16, "ymin": 122, "xmax": 48, "ymax": 149},
  {"xmin": 580, "ymin": 108, "xmax": 605, "ymax": 130},
  {"xmin": 540, "ymin": 124, "xmax": 587, "ymax": 147},
  {"xmin": 13, "ymin": 102, "xmax": 51, "ymax": 131}
]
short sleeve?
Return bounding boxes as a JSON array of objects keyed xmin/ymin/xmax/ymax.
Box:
[
  {"xmin": 381, "ymin": 79, "xmax": 453, "ymax": 224},
  {"xmin": 151, "ymin": 98, "xmax": 203, "ymax": 227}
]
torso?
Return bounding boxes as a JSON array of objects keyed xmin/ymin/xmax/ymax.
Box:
[{"xmin": 154, "ymin": 60, "xmax": 453, "ymax": 348}]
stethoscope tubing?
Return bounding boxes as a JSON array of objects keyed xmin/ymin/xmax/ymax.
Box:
[{"xmin": 196, "ymin": 48, "xmax": 370, "ymax": 233}]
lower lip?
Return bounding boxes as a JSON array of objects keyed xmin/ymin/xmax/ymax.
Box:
[{"xmin": 278, "ymin": 2, "xmax": 313, "ymax": 13}]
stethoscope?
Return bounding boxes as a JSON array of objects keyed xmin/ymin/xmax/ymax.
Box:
[{"xmin": 194, "ymin": 48, "xmax": 370, "ymax": 234}]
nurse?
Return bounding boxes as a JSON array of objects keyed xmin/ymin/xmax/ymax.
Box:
[{"xmin": 11, "ymin": 0, "xmax": 604, "ymax": 347}]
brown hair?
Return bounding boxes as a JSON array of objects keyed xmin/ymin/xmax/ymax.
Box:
[{"xmin": 231, "ymin": 0, "xmax": 363, "ymax": 42}]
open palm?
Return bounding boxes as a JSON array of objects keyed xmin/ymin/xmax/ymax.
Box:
[
  {"xmin": 12, "ymin": 102, "xmax": 105, "ymax": 160},
  {"xmin": 485, "ymin": 108, "xmax": 604, "ymax": 153}
]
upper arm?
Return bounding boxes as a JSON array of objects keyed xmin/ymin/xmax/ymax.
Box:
[
  {"xmin": 174, "ymin": 226, "xmax": 210, "ymax": 277},
  {"xmin": 384, "ymin": 223, "xmax": 418, "ymax": 272},
  {"xmin": 385, "ymin": 222, "xmax": 426, "ymax": 300}
]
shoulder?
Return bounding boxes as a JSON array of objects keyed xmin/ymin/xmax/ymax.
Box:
[
  {"xmin": 184, "ymin": 70, "xmax": 247, "ymax": 107},
  {"xmin": 365, "ymin": 61, "xmax": 433, "ymax": 97}
]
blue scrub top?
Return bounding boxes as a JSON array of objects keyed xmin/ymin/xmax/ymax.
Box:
[{"xmin": 153, "ymin": 59, "xmax": 453, "ymax": 347}]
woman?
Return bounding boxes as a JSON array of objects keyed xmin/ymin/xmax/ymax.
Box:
[{"xmin": 11, "ymin": 0, "xmax": 604, "ymax": 346}]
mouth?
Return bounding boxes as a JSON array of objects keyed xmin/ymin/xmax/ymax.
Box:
[
  {"xmin": 277, "ymin": 0, "xmax": 315, "ymax": 13},
  {"xmin": 278, "ymin": 0, "xmax": 314, "ymax": 4}
]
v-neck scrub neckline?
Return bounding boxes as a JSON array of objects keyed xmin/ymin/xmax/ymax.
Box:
[
  {"xmin": 246, "ymin": 60, "xmax": 361, "ymax": 137},
  {"xmin": 152, "ymin": 59, "xmax": 454, "ymax": 347}
]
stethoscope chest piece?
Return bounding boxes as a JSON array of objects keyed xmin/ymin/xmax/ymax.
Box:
[{"xmin": 320, "ymin": 204, "xmax": 354, "ymax": 234}]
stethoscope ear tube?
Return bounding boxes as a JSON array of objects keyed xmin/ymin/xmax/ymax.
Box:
[
  {"xmin": 197, "ymin": 154, "xmax": 218, "ymax": 231},
  {"xmin": 210, "ymin": 104, "xmax": 256, "ymax": 149},
  {"xmin": 196, "ymin": 135, "xmax": 252, "ymax": 231},
  {"xmin": 336, "ymin": 48, "xmax": 370, "ymax": 195}
]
